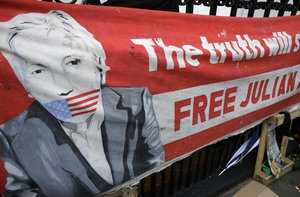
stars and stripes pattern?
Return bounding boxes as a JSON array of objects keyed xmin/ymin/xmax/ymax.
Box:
[{"xmin": 43, "ymin": 89, "xmax": 100, "ymax": 120}]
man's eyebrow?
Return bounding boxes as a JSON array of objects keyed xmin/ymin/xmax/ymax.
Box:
[
  {"xmin": 34, "ymin": 63, "xmax": 47, "ymax": 68},
  {"xmin": 62, "ymin": 55, "xmax": 72, "ymax": 62}
]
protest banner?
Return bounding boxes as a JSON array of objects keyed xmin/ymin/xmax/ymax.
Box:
[{"xmin": 0, "ymin": 0, "xmax": 299, "ymax": 195}]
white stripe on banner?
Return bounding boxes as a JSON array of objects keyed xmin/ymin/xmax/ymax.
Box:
[{"xmin": 153, "ymin": 65, "xmax": 300, "ymax": 145}]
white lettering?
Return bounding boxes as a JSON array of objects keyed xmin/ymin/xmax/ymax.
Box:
[
  {"xmin": 131, "ymin": 38, "xmax": 158, "ymax": 71},
  {"xmin": 200, "ymin": 36, "xmax": 219, "ymax": 64},
  {"xmin": 182, "ymin": 45, "xmax": 203, "ymax": 67},
  {"xmin": 155, "ymin": 38, "xmax": 185, "ymax": 70}
]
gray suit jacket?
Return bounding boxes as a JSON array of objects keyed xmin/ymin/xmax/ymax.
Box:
[{"xmin": 0, "ymin": 87, "xmax": 164, "ymax": 197}]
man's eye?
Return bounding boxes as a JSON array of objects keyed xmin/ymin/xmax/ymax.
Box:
[
  {"xmin": 67, "ymin": 58, "xmax": 81, "ymax": 66},
  {"xmin": 31, "ymin": 69, "xmax": 45, "ymax": 75}
]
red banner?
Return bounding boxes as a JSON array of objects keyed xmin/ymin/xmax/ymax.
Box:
[{"xmin": 0, "ymin": 0, "xmax": 300, "ymax": 196}]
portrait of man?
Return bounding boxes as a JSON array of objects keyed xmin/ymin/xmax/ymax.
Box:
[{"xmin": 0, "ymin": 10, "xmax": 164, "ymax": 197}]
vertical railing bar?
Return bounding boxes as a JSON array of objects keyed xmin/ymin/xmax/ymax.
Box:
[
  {"xmin": 140, "ymin": 178, "xmax": 145, "ymax": 197},
  {"xmin": 234, "ymin": 133, "xmax": 244, "ymax": 152},
  {"xmin": 278, "ymin": 0, "xmax": 288, "ymax": 16},
  {"xmin": 238, "ymin": 131, "xmax": 250, "ymax": 165},
  {"xmin": 242, "ymin": 129, "xmax": 250, "ymax": 143},
  {"xmin": 186, "ymin": 0, "xmax": 195, "ymax": 13},
  {"xmin": 160, "ymin": 169, "xmax": 166, "ymax": 197},
  {"xmin": 291, "ymin": 0, "xmax": 300, "ymax": 15},
  {"xmin": 150, "ymin": 173, "xmax": 157, "ymax": 197},
  {"xmin": 248, "ymin": 0, "xmax": 257, "ymax": 17},
  {"xmin": 211, "ymin": 147, "xmax": 221, "ymax": 175},
  {"xmin": 226, "ymin": 136, "xmax": 238, "ymax": 162},
  {"xmin": 194, "ymin": 149, "xmax": 203, "ymax": 183},
  {"xmin": 230, "ymin": 0, "xmax": 239, "ymax": 16},
  {"xmin": 215, "ymin": 143, "xmax": 225, "ymax": 174},
  {"xmin": 217, "ymin": 141, "xmax": 230, "ymax": 173},
  {"xmin": 168, "ymin": 164, "xmax": 175, "ymax": 196},
  {"xmin": 177, "ymin": 160, "xmax": 184, "ymax": 191},
  {"xmin": 182, "ymin": 158, "xmax": 190, "ymax": 189},
  {"xmin": 200, "ymin": 149, "xmax": 208, "ymax": 181},
  {"xmin": 208, "ymin": 146, "xmax": 217, "ymax": 175},
  {"xmin": 188, "ymin": 151, "xmax": 199, "ymax": 185},
  {"xmin": 234, "ymin": 133, "xmax": 247, "ymax": 166},
  {"xmin": 264, "ymin": 0, "xmax": 273, "ymax": 17},
  {"xmin": 204, "ymin": 147, "xmax": 214, "ymax": 179},
  {"xmin": 185, "ymin": 154, "xmax": 193, "ymax": 187},
  {"xmin": 210, "ymin": 0, "xmax": 218, "ymax": 15}
]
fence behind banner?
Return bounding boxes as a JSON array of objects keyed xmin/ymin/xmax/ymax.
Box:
[
  {"xmin": 42, "ymin": 0, "xmax": 300, "ymax": 17},
  {"xmin": 179, "ymin": 0, "xmax": 300, "ymax": 16},
  {"xmin": 139, "ymin": 126, "xmax": 259, "ymax": 197}
]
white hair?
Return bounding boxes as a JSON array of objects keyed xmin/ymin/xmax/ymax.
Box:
[{"xmin": 0, "ymin": 10, "xmax": 110, "ymax": 88}]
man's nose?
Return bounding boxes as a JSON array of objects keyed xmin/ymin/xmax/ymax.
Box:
[
  {"xmin": 58, "ymin": 90, "xmax": 73, "ymax": 96},
  {"xmin": 52, "ymin": 73, "xmax": 73, "ymax": 97}
]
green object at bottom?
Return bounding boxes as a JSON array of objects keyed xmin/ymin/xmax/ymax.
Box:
[{"xmin": 261, "ymin": 161, "xmax": 271, "ymax": 176}]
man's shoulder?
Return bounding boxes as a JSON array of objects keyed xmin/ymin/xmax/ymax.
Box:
[{"xmin": 1, "ymin": 102, "xmax": 52, "ymax": 139}]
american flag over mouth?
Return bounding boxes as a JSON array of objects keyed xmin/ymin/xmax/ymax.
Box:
[{"xmin": 42, "ymin": 89, "xmax": 100, "ymax": 121}]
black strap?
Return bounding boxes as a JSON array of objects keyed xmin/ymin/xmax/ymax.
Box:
[{"xmin": 276, "ymin": 111, "xmax": 292, "ymax": 145}]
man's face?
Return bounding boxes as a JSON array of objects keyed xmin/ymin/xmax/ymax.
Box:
[{"xmin": 12, "ymin": 28, "xmax": 102, "ymax": 123}]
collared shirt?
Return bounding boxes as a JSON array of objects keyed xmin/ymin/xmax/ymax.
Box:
[{"xmin": 60, "ymin": 96, "xmax": 113, "ymax": 185}]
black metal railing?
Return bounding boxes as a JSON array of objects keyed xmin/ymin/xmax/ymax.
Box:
[
  {"xmin": 42, "ymin": 0, "xmax": 300, "ymax": 16},
  {"xmin": 140, "ymin": 126, "xmax": 260, "ymax": 197},
  {"xmin": 42, "ymin": 0, "xmax": 300, "ymax": 17},
  {"xmin": 179, "ymin": 0, "xmax": 300, "ymax": 16}
]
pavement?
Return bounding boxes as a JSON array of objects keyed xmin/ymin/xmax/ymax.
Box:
[
  {"xmin": 172, "ymin": 152, "xmax": 300, "ymax": 197},
  {"xmin": 220, "ymin": 170, "xmax": 300, "ymax": 197},
  {"xmin": 268, "ymin": 170, "xmax": 300, "ymax": 197}
]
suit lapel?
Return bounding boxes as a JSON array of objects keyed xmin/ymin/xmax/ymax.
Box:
[
  {"xmin": 101, "ymin": 87, "xmax": 131, "ymax": 184},
  {"xmin": 26, "ymin": 101, "xmax": 112, "ymax": 193}
]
